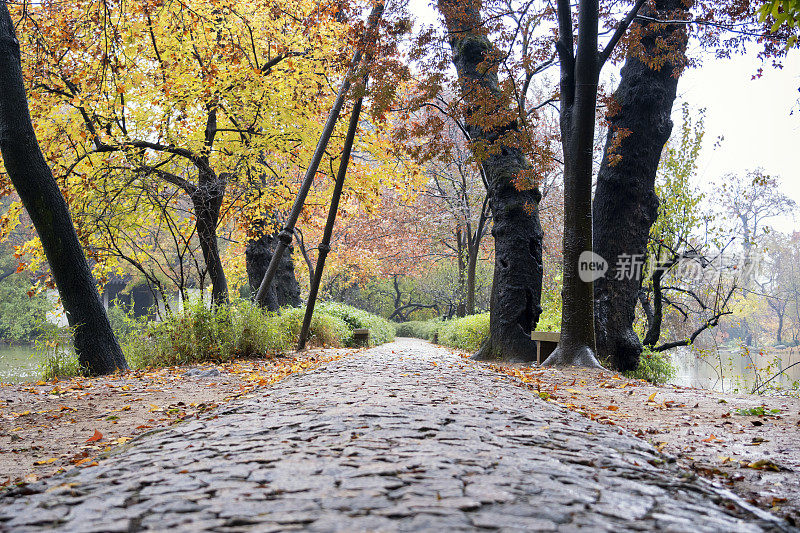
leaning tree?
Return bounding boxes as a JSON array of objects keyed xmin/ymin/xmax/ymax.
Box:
[{"xmin": 0, "ymin": 0, "xmax": 127, "ymax": 375}]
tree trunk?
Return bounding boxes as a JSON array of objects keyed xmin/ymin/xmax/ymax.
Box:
[
  {"xmin": 466, "ymin": 197, "xmax": 489, "ymax": 316},
  {"xmin": 593, "ymin": 0, "xmax": 689, "ymax": 371},
  {"xmin": 542, "ymin": 0, "xmax": 603, "ymax": 368},
  {"xmin": 191, "ymin": 172, "xmax": 228, "ymax": 307},
  {"xmin": 246, "ymin": 232, "xmax": 301, "ymax": 312},
  {"xmin": 439, "ymin": 0, "xmax": 543, "ymax": 362},
  {"xmin": 466, "ymin": 244, "xmax": 478, "ymax": 315},
  {"xmin": 456, "ymin": 227, "xmax": 467, "ymax": 317},
  {"xmin": 643, "ymin": 266, "xmax": 666, "ymax": 347},
  {"xmin": 0, "ymin": 3, "xmax": 127, "ymax": 375}
]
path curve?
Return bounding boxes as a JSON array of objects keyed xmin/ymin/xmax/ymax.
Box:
[{"xmin": 0, "ymin": 338, "xmax": 794, "ymax": 532}]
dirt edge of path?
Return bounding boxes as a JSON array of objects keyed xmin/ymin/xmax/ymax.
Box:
[{"xmin": 0, "ymin": 347, "xmax": 360, "ymax": 487}]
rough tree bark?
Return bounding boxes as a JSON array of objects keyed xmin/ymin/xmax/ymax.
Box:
[
  {"xmin": 0, "ymin": 1, "xmax": 127, "ymax": 375},
  {"xmin": 192, "ymin": 170, "xmax": 229, "ymax": 307},
  {"xmin": 593, "ymin": 0, "xmax": 689, "ymax": 371},
  {"xmin": 439, "ymin": 0, "xmax": 544, "ymax": 362},
  {"xmin": 246, "ymin": 230, "xmax": 301, "ymax": 312},
  {"xmin": 542, "ymin": 0, "xmax": 646, "ymax": 368}
]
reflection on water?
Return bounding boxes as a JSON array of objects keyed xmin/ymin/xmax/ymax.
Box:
[
  {"xmin": 0, "ymin": 345, "xmax": 44, "ymax": 384},
  {"xmin": 670, "ymin": 346, "xmax": 800, "ymax": 394}
]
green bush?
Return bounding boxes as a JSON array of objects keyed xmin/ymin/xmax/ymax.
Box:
[
  {"xmin": 624, "ymin": 348, "xmax": 677, "ymax": 384},
  {"xmin": 126, "ymin": 299, "xmax": 358, "ymax": 368},
  {"xmin": 396, "ymin": 314, "xmax": 489, "ymax": 352},
  {"xmin": 395, "ymin": 320, "xmax": 443, "ymax": 340},
  {"xmin": 437, "ymin": 313, "xmax": 490, "ymax": 352},
  {"xmin": 38, "ymin": 299, "xmax": 393, "ymax": 378},
  {"xmin": 36, "ymin": 323, "xmax": 82, "ymax": 380},
  {"xmin": 317, "ymin": 302, "xmax": 395, "ymax": 346}
]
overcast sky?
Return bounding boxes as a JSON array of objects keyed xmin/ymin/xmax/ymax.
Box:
[{"xmin": 676, "ymin": 51, "xmax": 799, "ymax": 232}]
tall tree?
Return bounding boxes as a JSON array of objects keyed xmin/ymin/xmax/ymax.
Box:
[
  {"xmin": 0, "ymin": 0, "xmax": 127, "ymax": 375},
  {"xmin": 592, "ymin": 0, "xmax": 690, "ymax": 372},
  {"xmin": 438, "ymin": 0, "xmax": 544, "ymax": 362},
  {"xmin": 14, "ymin": 0, "xmax": 349, "ymax": 307},
  {"xmin": 542, "ymin": 0, "xmax": 647, "ymax": 368}
]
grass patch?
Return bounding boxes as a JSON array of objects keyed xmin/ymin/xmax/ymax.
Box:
[{"xmin": 36, "ymin": 324, "xmax": 82, "ymax": 380}]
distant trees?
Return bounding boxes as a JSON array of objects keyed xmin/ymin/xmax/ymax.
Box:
[
  {"xmin": 717, "ymin": 170, "xmax": 796, "ymax": 277},
  {"xmin": 0, "ymin": 241, "xmax": 51, "ymax": 342},
  {"xmin": 420, "ymin": 115, "xmax": 491, "ymax": 317}
]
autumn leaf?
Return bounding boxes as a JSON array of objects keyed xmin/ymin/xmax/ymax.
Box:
[
  {"xmin": 746, "ymin": 459, "xmax": 781, "ymax": 472},
  {"xmin": 647, "ymin": 392, "xmax": 657, "ymax": 403},
  {"xmin": 33, "ymin": 458, "xmax": 58, "ymax": 465},
  {"xmin": 86, "ymin": 429, "xmax": 103, "ymax": 442},
  {"xmin": 606, "ymin": 405, "xmax": 619, "ymax": 411}
]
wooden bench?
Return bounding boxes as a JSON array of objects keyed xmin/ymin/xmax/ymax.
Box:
[
  {"xmin": 531, "ymin": 331, "xmax": 560, "ymax": 364},
  {"xmin": 353, "ymin": 328, "xmax": 370, "ymax": 347}
]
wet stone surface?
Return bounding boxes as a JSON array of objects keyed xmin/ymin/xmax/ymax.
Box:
[{"xmin": 0, "ymin": 338, "xmax": 794, "ymax": 532}]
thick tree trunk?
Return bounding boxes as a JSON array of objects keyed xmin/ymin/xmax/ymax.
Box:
[
  {"xmin": 0, "ymin": 3, "xmax": 127, "ymax": 375},
  {"xmin": 439, "ymin": 0, "xmax": 543, "ymax": 362},
  {"xmin": 593, "ymin": 0, "xmax": 689, "ymax": 371},
  {"xmin": 191, "ymin": 172, "xmax": 228, "ymax": 307},
  {"xmin": 246, "ymin": 232, "xmax": 301, "ymax": 312},
  {"xmin": 542, "ymin": 0, "xmax": 603, "ymax": 368}
]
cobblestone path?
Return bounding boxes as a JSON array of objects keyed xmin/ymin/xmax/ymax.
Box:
[{"xmin": 0, "ymin": 339, "xmax": 794, "ymax": 532}]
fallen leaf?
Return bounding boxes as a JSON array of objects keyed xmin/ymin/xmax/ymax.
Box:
[
  {"xmin": 746, "ymin": 459, "xmax": 780, "ymax": 471},
  {"xmin": 647, "ymin": 392, "xmax": 657, "ymax": 403},
  {"xmin": 86, "ymin": 429, "xmax": 103, "ymax": 443},
  {"xmin": 606, "ymin": 405, "xmax": 619, "ymax": 411},
  {"xmin": 33, "ymin": 458, "xmax": 58, "ymax": 465}
]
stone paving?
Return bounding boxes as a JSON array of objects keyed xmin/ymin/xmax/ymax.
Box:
[{"xmin": 0, "ymin": 338, "xmax": 795, "ymax": 532}]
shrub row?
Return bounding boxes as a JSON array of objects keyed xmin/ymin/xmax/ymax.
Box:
[
  {"xmin": 396, "ymin": 313, "xmax": 490, "ymax": 353},
  {"xmin": 317, "ymin": 302, "xmax": 396, "ymax": 346},
  {"xmin": 396, "ymin": 312, "xmax": 675, "ymax": 384},
  {"xmin": 40, "ymin": 300, "xmax": 395, "ymax": 379}
]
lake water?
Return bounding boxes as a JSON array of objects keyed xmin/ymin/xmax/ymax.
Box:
[
  {"xmin": 670, "ymin": 346, "xmax": 800, "ymax": 394},
  {"xmin": 0, "ymin": 345, "xmax": 44, "ymax": 383}
]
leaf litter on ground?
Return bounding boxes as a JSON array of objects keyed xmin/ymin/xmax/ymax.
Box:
[
  {"xmin": 448, "ymin": 347, "xmax": 800, "ymax": 526},
  {"xmin": 0, "ymin": 347, "xmax": 358, "ymax": 489}
]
